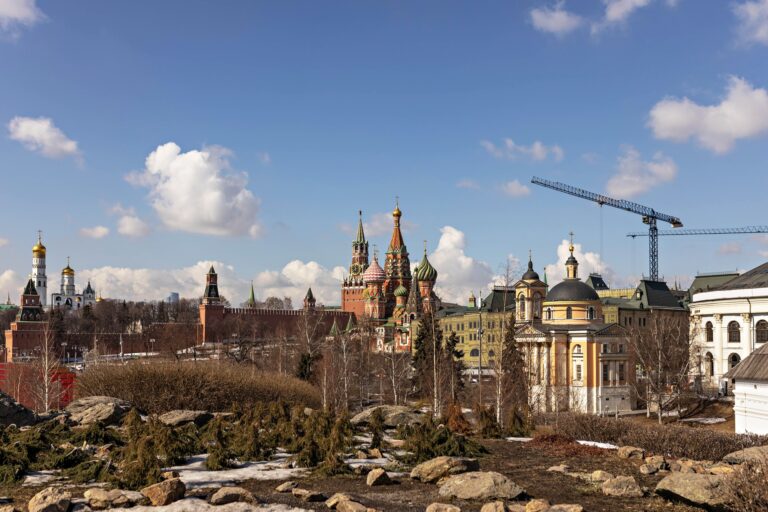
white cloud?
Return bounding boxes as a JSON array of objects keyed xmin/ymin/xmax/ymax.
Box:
[
  {"xmin": 0, "ymin": 269, "xmax": 22, "ymax": 300},
  {"xmin": 8, "ymin": 116, "xmax": 81, "ymax": 162},
  {"xmin": 0, "ymin": 0, "xmax": 44, "ymax": 34},
  {"xmin": 605, "ymin": 146, "xmax": 677, "ymax": 198},
  {"xmin": 255, "ymin": 260, "xmax": 345, "ymax": 307},
  {"xmin": 456, "ymin": 179, "xmax": 480, "ymax": 190},
  {"xmin": 718, "ymin": 242, "xmax": 742, "ymax": 255},
  {"xmin": 501, "ymin": 180, "xmax": 532, "ymax": 198},
  {"xmin": 648, "ymin": 76, "xmax": 768, "ymax": 154},
  {"xmin": 127, "ymin": 142, "xmax": 262, "ymax": 237},
  {"xmin": 734, "ymin": 0, "xmax": 768, "ymax": 46},
  {"xmin": 429, "ymin": 226, "xmax": 496, "ymax": 305},
  {"xmin": 545, "ymin": 239, "xmax": 619, "ymax": 287},
  {"xmin": 481, "ymin": 138, "xmax": 564, "ymax": 162},
  {"xmin": 79, "ymin": 226, "xmax": 110, "ymax": 239},
  {"xmin": 530, "ymin": 1, "xmax": 584, "ymax": 36},
  {"xmin": 110, "ymin": 204, "xmax": 150, "ymax": 237},
  {"xmin": 339, "ymin": 211, "xmax": 415, "ymax": 238},
  {"xmin": 591, "ymin": 0, "xmax": 652, "ymax": 34}
]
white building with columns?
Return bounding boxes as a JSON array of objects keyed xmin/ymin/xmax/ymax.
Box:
[
  {"xmin": 690, "ymin": 262, "xmax": 768, "ymax": 393},
  {"xmin": 51, "ymin": 258, "xmax": 97, "ymax": 311}
]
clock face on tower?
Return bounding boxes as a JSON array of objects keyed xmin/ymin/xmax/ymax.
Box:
[{"xmin": 350, "ymin": 264, "xmax": 362, "ymax": 275}]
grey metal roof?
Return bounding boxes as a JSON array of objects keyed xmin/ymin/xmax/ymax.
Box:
[
  {"xmin": 714, "ymin": 262, "xmax": 768, "ymax": 291},
  {"xmin": 637, "ymin": 280, "xmax": 684, "ymax": 309},
  {"xmin": 585, "ymin": 274, "xmax": 609, "ymax": 290},
  {"xmin": 546, "ymin": 279, "xmax": 600, "ymax": 302},
  {"xmin": 688, "ymin": 272, "xmax": 740, "ymax": 295},
  {"xmin": 725, "ymin": 342, "xmax": 768, "ymax": 382}
]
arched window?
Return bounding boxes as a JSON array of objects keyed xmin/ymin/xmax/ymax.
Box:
[
  {"xmin": 729, "ymin": 353, "xmax": 741, "ymax": 370},
  {"xmin": 518, "ymin": 295, "xmax": 526, "ymax": 321},
  {"xmin": 573, "ymin": 345, "xmax": 582, "ymax": 354},
  {"xmin": 705, "ymin": 352, "xmax": 714, "ymax": 377},
  {"xmin": 533, "ymin": 293, "xmax": 542, "ymax": 319},
  {"xmin": 566, "ymin": 306, "xmax": 573, "ymax": 320},
  {"xmin": 705, "ymin": 321, "xmax": 714, "ymax": 342},
  {"xmin": 757, "ymin": 321, "xmax": 768, "ymax": 343},
  {"xmin": 470, "ymin": 348, "xmax": 480, "ymax": 357},
  {"xmin": 587, "ymin": 307, "xmax": 595, "ymax": 320},
  {"xmin": 545, "ymin": 307, "xmax": 553, "ymax": 320},
  {"xmin": 488, "ymin": 350, "xmax": 495, "ymax": 357},
  {"xmin": 728, "ymin": 321, "xmax": 741, "ymax": 343}
]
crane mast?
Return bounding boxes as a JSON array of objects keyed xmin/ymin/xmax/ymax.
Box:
[{"xmin": 531, "ymin": 177, "xmax": 683, "ymax": 281}]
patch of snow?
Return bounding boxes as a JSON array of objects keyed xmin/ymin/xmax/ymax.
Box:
[
  {"xmin": 577, "ymin": 440, "xmax": 618, "ymax": 450},
  {"xmin": 167, "ymin": 455, "xmax": 308, "ymax": 489},
  {"xmin": 505, "ymin": 437, "xmax": 533, "ymax": 443},
  {"xmin": 22, "ymin": 470, "xmax": 60, "ymax": 486},
  {"xmin": 344, "ymin": 456, "xmax": 390, "ymax": 468},
  {"xmin": 679, "ymin": 417, "xmax": 726, "ymax": 425},
  {"xmin": 110, "ymin": 498, "xmax": 310, "ymax": 512}
]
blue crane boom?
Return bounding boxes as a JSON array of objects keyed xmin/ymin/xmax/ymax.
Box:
[
  {"xmin": 530, "ymin": 176, "xmax": 683, "ymax": 281},
  {"xmin": 627, "ymin": 226, "xmax": 768, "ymax": 237}
]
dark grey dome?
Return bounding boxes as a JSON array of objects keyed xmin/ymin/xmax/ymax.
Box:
[
  {"xmin": 522, "ymin": 259, "xmax": 539, "ymax": 281},
  {"xmin": 546, "ymin": 279, "xmax": 600, "ymax": 302}
]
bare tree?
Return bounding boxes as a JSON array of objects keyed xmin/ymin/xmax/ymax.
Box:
[{"xmin": 29, "ymin": 320, "xmax": 65, "ymax": 413}]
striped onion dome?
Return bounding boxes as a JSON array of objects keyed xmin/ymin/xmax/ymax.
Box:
[
  {"xmin": 416, "ymin": 250, "xmax": 438, "ymax": 282},
  {"xmin": 363, "ymin": 257, "xmax": 386, "ymax": 283},
  {"xmin": 394, "ymin": 285, "xmax": 408, "ymax": 297}
]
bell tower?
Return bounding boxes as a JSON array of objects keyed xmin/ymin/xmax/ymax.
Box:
[
  {"xmin": 31, "ymin": 231, "xmax": 47, "ymax": 307},
  {"xmin": 342, "ymin": 210, "xmax": 370, "ymax": 317}
]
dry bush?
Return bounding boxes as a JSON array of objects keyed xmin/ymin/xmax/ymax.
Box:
[
  {"xmin": 725, "ymin": 457, "xmax": 768, "ymax": 512},
  {"xmin": 555, "ymin": 413, "xmax": 768, "ymax": 461},
  {"xmin": 76, "ymin": 361, "xmax": 321, "ymax": 413},
  {"xmin": 529, "ymin": 432, "xmax": 606, "ymax": 458}
]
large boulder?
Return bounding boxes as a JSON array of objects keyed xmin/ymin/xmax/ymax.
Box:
[
  {"xmin": 366, "ymin": 468, "xmax": 393, "ymax": 486},
  {"xmin": 83, "ymin": 488, "xmax": 144, "ymax": 509},
  {"xmin": 0, "ymin": 391, "xmax": 36, "ymax": 427},
  {"xmin": 351, "ymin": 405, "xmax": 422, "ymax": 428},
  {"xmin": 426, "ymin": 504, "xmax": 462, "ymax": 512},
  {"xmin": 601, "ymin": 476, "xmax": 643, "ymax": 498},
  {"xmin": 438, "ymin": 471, "xmax": 525, "ymax": 501},
  {"xmin": 410, "ymin": 456, "xmax": 480, "ymax": 483},
  {"xmin": 209, "ymin": 486, "xmax": 255, "ymax": 505},
  {"xmin": 158, "ymin": 410, "xmax": 213, "ymax": 427},
  {"xmin": 617, "ymin": 446, "xmax": 645, "ymax": 460},
  {"xmin": 722, "ymin": 445, "xmax": 768, "ymax": 465},
  {"xmin": 655, "ymin": 473, "xmax": 728, "ymax": 509},
  {"xmin": 65, "ymin": 396, "xmax": 130, "ymax": 426},
  {"xmin": 28, "ymin": 487, "xmax": 71, "ymax": 512},
  {"xmin": 140, "ymin": 478, "xmax": 186, "ymax": 506}
]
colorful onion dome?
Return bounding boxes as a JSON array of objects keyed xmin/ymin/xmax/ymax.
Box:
[
  {"xmin": 363, "ymin": 257, "xmax": 385, "ymax": 283},
  {"xmin": 416, "ymin": 249, "xmax": 437, "ymax": 282},
  {"xmin": 394, "ymin": 285, "xmax": 408, "ymax": 297}
]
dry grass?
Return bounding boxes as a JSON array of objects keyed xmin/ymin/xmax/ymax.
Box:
[
  {"xmin": 528, "ymin": 432, "xmax": 607, "ymax": 458},
  {"xmin": 724, "ymin": 457, "xmax": 768, "ymax": 512},
  {"xmin": 75, "ymin": 361, "xmax": 321, "ymax": 413},
  {"xmin": 554, "ymin": 413, "xmax": 768, "ymax": 461}
]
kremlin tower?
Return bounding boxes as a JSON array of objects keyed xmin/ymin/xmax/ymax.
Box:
[
  {"xmin": 341, "ymin": 211, "xmax": 369, "ymax": 317},
  {"xmin": 31, "ymin": 232, "xmax": 47, "ymax": 307}
]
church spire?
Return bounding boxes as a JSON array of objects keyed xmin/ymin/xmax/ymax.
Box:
[
  {"xmin": 246, "ymin": 281, "xmax": 256, "ymax": 307},
  {"xmin": 355, "ymin": 210, "xmax": 365, "ymax": 244},
  {"xmin": 388, "ymin": 198, "xmax": 405, "ymax": 252},
  {"xmin": 565, "ymin": 232, "xmax": 579, "ymax": 279}
]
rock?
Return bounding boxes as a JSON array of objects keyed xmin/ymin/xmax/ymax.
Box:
[
  {"xmin": 353, "ymin": 465, "xmax": 372, "ymax": 476},
  {"xmin": 708, "ymin": 464, "xmax": 736, "ymax": 475},
  {"xmin": 65, "ymin": 396, "xmax": 130, "ymax": 426},
  {"xmin": 590, "ymin": 470, "xmax": 614, "ymax": 482},
  {"xmin": 83, "ymin": 488, "xmax": 145, "ymax": 509},
  {"xmin": 547, "ymin": 506, "xmax": 584, "ymax": 512},
  {"xmin": 507, "ymin": 506, "xmax": 527, "ymax": 512},
  {"xmin": 28, "ymin": 487, "xmax": 72, "ymax": 512},
  {"xmin": 158, "ymin": 410, "xmax": 213, "ymax": 427},
  {"xmin": 601, "ymin": 476, "xmax": 643, "ymax": 498},
  {"xmin": 655, "ymin": 473, "xmax": 728, "ymax": 509},
  {"xmin": 547, "ymin": 465, "xmax": 569, "ymax": 473},
  {"xmin": 438, "ymin": 471, "xmax": 525, "ymax": 501},
  {"xmin": 366, "ymin": 467, "xmax": 392, "ymax": 486},
  {"xmin": 275, "ymin": 481, "xmax": 298, "ymax": 492},
  {"xmin": 0, "ymin": 390, "xmax": 36, "ymax": 427},
  {"xmin": 480, "ymin": 502, "xmax": 507, "ymax": 512},
  {"xmin": 338, "ymin": 501, "xmax": 373, "ymax": 512},
  {"xmin": 425, "ymin": 504, "xmax": 461, "ymax": 512},
  {"xmin": 292, "ymin": 488, "xmax": 326, "ymax": 502},
  {"xmin": 355, "ymin": 450, "xmax": 369, "ymax": 460},
  {"xmin": 351, "ymin": 405, "xmax": 422, "ymax": 428},
  {"xmin": 369, "ymin": 448, "xmax": 383, "ymax": 458},
  {"xmin": 161, "ymin": 470, "xmax": 180, "ymax": 480},
  {"xmin": 140, "ymin": 478, "xmax": 186, "ymax": 506},
  {"xmin": 723, "ymin": 445, "xmax": 768, "ymax": 465},
  {"xmin": 410, "ymin": 456, "xmax": 481, "ymax": 483},
  {"xmin": 0, "ymin": 506, "xmax": 17, "ymax": 512},
  {"xmin": 645, "ymin": 455, "xmax": 667, "ymax": 470},
  {"xmin": 526, "ymin": 499, "xmax": 550, "ymax": 512},
  {"xmin": 326, "ymin": 492, "xmax": 353, "ymax": 508},
  {"xmin": 639, "ymin": 464, "xmax": 657, "ymax": 475},
  {"xmin": 209, "ymin": 486, "xmax": 255, "ymax": 505},
  {"xmin": 617, "ymin": 446, "xmax": 645, "ymax": 460}
]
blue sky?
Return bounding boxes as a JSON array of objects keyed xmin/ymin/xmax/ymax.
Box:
[{"xmin": 1, "ymin": 0, "xmax": 768, "ymax": 305}]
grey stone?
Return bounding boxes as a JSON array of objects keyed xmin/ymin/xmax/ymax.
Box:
[
  {"xmin": 438, "ymin": 471, "xmax": 525, "ymax": 501},
  {"xmin": 209, "ymin": 486, "xmax": 255, "ymax": 505},
  {"xmin": 275, "ymin": 481, "xmax": 298, "ymax": 492},
  {"xmin": 158, "ymin": 409, "xmax": 213, "ymax": 427},
  {"xmin": 366, "ymin": 467, "xmax": 392, "ymax": 486},
  {"xmin": 722, "ymin": 445, "xmax": 768, "ymax": 465},
  {"xmin": 601, "ymin": 476, "xmax": 643, "ymax": 498},
  {"xmin": 655, "ymin": 472, "xmax": 728, "ymax": 509},
  {"xmin": 351, "ymin": 405, "xmax": 422, "ymax": 428},
  {"xmin": 410, "ymin": 456, "xmax": 480, "ymax": 483},
  {"xmin": 65, "ymin": 396, "xmax": 130, "ymax": 426},
  {"xmin": 0, "ymin": 391, "xmax": 36, "ymax": 427},
  {"xmin": 617, "ymin": 446, "xmax": 645, "ymax": 460},
  {"xmin": 28, "ymin": 487, "xmax": 72, "ymax": 512}
]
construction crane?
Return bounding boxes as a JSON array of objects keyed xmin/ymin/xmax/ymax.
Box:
[
  {"xmin": 531, "ymin": 176, "xmax": 683, "ymax": 281},
  {"xmin": 627, "ymin": 226, "xmax": 768, "ymax": 237}
]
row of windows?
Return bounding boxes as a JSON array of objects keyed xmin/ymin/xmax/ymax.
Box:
[
  {"xmin": 704, "ymin": 320, "xmax": 768, "ymax": 343},
  {"xmin": 622, "ymin": 316, "xmax": 647, "ymax": 327},
  {"xmin": 455, "ymin": 333, "xmax": 498, "ymax": 344},
  {"xmin": 469, "ymin": 348, "xmax": 496, "ymax": 357},
  {"xmin": 543, "ymin": 306, "xmax": 596, "ymax": 321},
  {"xmin": 703, "ymin": 351, "xmax": 741, "ymax": 376}
]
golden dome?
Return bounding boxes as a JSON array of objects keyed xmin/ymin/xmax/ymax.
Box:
[
  {"xmin": 62, "ymin": 257, "xmax": 75, "ymax": 276},
  {"xmin": 32, "ymin": 233, "xmax": 46, "ymax": 257}
]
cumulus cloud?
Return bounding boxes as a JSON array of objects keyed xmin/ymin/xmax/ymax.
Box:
[
  {"xmin": 8, "ymin": 116, "xmax": 81, "ymax": 162},
  {"xmin": 456, "ymin": 179, "xmax": 480, "ymax": 190},
  {"xmin": 500, "ymin": 180, "xmax": 532, "ymax": 198},
  {"xmin": 530, "ymin": 1, "xmax": 584, "ymax": 36},
  {"xmin": 481, "ymin": 138, "xmax": 564, "ymax": 162},
  {"xmin": 339, "ymin": 211, "xmax": 415, "ymax": 238},
  {"xmin": 718, "ymin": 242, "xmax": 742, "ymax": 255},
  {"xmin": 591, "ymin": 0, "xmax": 652, "ymax": 34},
  {"xmin": 545, "ymin": 239, "xmax": 618, "ymax": 286},
  {"xmin": 254, "ymin": 260, "xmax": 345, "ymax": 307},
  {"xmin": 0, "ymin": 269, "xmax": 22, "ymax": 299},
  {"xmin": 110, "ymin": 204, "xmax": 150, "ymax": 238},
  {"xmin": 0, "ymin": 0, "xmax": 44, "ymax": 35},
  {"xmin": 79, "ymin": 226, "xmax": 110, "ymax": 239},
  {"xmin": 734, "ymin": 0, "xmax": 768, "ymax": 46},
  {"xmin": 648, "ymin": 76, "xmax": 768, "ymax": 154},
  {"xmin": 127, "ymin": 142, "xmax": 262, "ymax": 237},
  {"xmin": 429, "ymin": 226, "xmax": 496, "ymax": 304},
  {"xmin": 605, "ymin": 146, "xmax": 677, "ymax": 198}
]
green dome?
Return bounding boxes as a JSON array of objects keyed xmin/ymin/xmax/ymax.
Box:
[
  {"xmin": 416, "ymin": 251, "xmax": 438, "ymax": 282},
  {"xmin": 394, "ymin": 285, "xmax": 408, "ymax": 297}
]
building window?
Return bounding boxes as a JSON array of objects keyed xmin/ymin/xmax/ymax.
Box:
[
  {"xmin": 728, "ymin": 321, "xmax": 741, "ymax": 343},
  {"xmin": 488, "ymin": 350, "xmax": 495, "ymax": 357},
  {"xmin": 587, "ymin": 307, "xmax": 595, "ymax": 320},
  {"xmin": 575, "ymin": 364, "xmax": 582, "ymax": 381},
  {"xmin": 705, "ymin": 352, "xmax": 714, "ymax": 377},
  {"xmin": 729, "ymin": 353, "xmax": 741, "ymax": 370},
  {"xmin": 618, "ymin": 363, "xmax": 625, "ymax": 382},
  {"xmin": 602, "ymin": 343, "xmax": 609, "ymax": 354},
  {"xmin": 566, "ymin": 307, "xmax": 572, "ymax": 320},
  {"xmin": 545, "ymin": 308, "xmax": 553, "ymax": 320},
  {"xmin": 602, "ymin": 363, "xmax": 609, "ymax": 383},
  {"xmin": 470, "ymin": 348, "xmax": 480, "ymax": 357},
  {"xmin": 573, "ymin": 345, "xmax": 582, "ymax": 355},
  {"xmin": 518, "ymin": 295, "xmax": 526, "ymax": 321},
  {"xmin": 705, "ymin": 321, "xmax": 713, "ymax": 342},
  {"xmin": 757, "ymin": 321, "xmax": 768, "ymax": 343},
  {"xmin": 533, "ymin": 293, "xmax": 542, "ymax": 319}
]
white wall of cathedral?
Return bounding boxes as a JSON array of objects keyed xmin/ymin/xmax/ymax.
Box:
[
  {"xmin": 31, "ymin": 256, "xmax": 47, "ymax": 306},
  {"xmin": 691, "ymin": 288, "xmax": 768, "ymax": 388}
]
